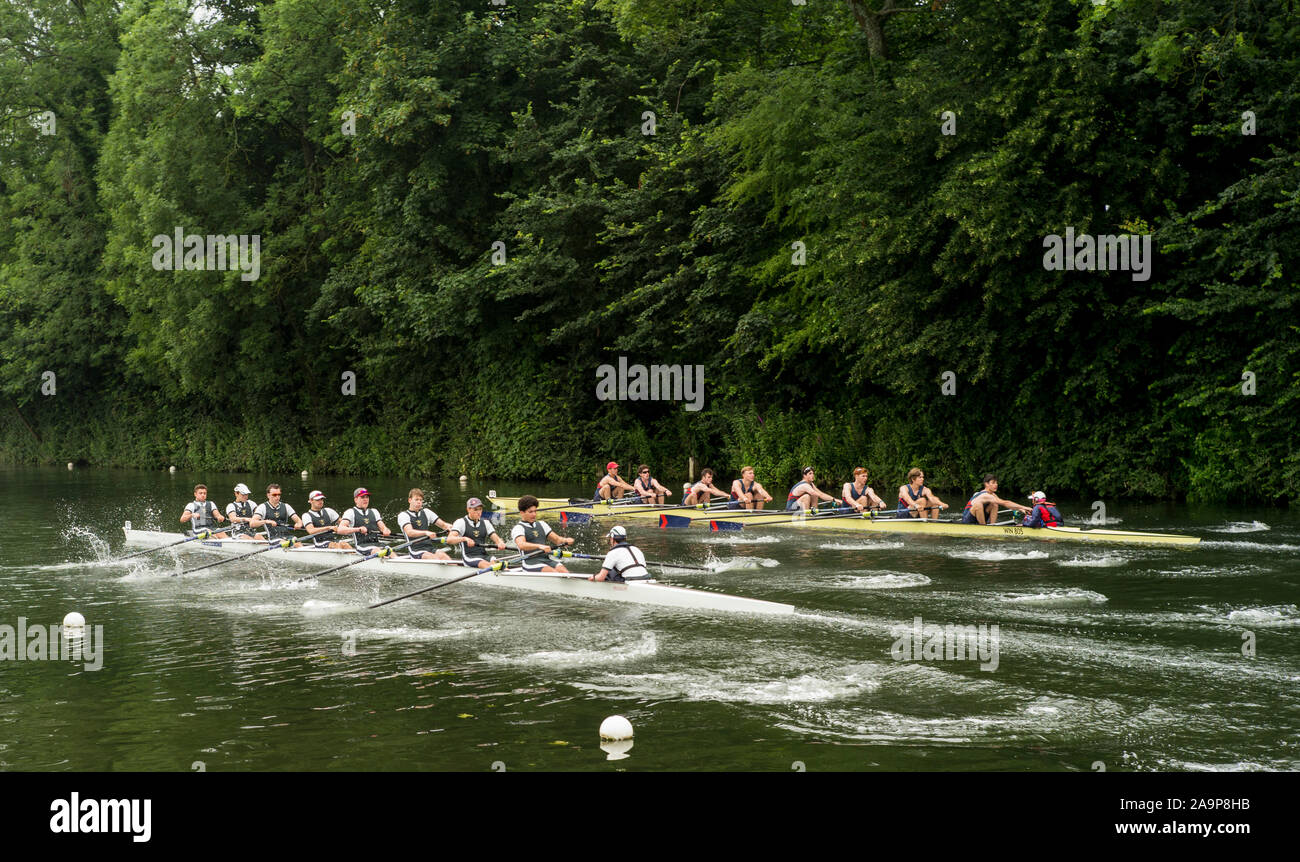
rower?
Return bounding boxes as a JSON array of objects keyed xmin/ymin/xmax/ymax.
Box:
[
  {"xmin": 510, "ymin": 494, "xmax": 576, "ymax": 572},
  {"xmin": 180, "ymin": 484, "xmax": 227, "ymax": 537},
  {"xmin": 590, "ymin": 526, "xmax": 648, "ymax": 583},
  {"xmin": 250, "ymin": 484, "xmax": 303, "ymax": 544},
  {"xmin": 336, "ymin": 488, "xmax": 391, "ymax": 551},
  {"xmin": 632, "ymin": 465, "xmax": 672, "ymax": 505},
  {"xmin": 897, "ymin": 468, "xmax": 946, "ymax": 520},
  {"xmin": 446, "ymin": 497, "xmax": 507, "ymax": 569},
  {"xmin": 1020, "ymin": 491, "xmax": 1063, "ymax": 528},
  {"xmin": 729, "ymin": 466, "xmax": 773, "ymax": 510},
  {"xmin": 841, "ymin": 467, "xmax": 887, "ymax": 513},
  {"xmin": 786, "ymin": 467, "xmax": 836, "ymax": 511},
  {"xmin": 962, "ymin": 474, "xmax": 1031, "ymax": 525},
  {"xmin": 397, "ymin": 488, "xmax": 452, "ymax": 560},
  {"xmin": 683, "ymin": 468, "xmax": 728, "ymax": 507},
  {"xmin": 302, "ymin": 490, "xmax": 346, "ymax": 548},
  {"xmin": 225, "ymin": 483, "xmax": 257, "ymax": 540},
  {"xmin": 595, "ymin": 462, "xmax": 637, "ymax": 501}
]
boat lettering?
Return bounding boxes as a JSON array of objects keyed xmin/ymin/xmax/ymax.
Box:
[{"xmin": 1001, "ymin": 526, "xmax": 1024, "ymax": 536}]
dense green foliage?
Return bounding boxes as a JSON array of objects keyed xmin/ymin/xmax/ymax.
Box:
[{"xmin": 2, "ymin": 0, "xmax": 1296, "ymax": 501}]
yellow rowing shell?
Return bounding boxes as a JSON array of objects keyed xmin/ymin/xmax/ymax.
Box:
[{"xmin": 486, "ymin": 496, "xmax": 1201, "ymax": 546}]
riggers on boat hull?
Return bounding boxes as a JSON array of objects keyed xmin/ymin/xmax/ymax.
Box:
[
  {"xmin": 484, "ymin": 497, "xmax": 1200, "ymax": 546},
  {"xmin": 121, "ymin": 527, "xmax": 796, "ymax": 615}
]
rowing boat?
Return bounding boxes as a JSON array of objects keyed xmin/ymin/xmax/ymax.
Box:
[
  {"xmin": 485, "ymin": 496, "xmax": 1200, "ymax": 546},
  {"xmin": 120, "ymin": 523, "xmax": 795, "ymax": 616}
]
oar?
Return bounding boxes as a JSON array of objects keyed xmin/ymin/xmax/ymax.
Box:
[
  {"xmin": 172, "ymin": 531, "xmax": 326, "ymax": 577},
  {"xmin": 705, "ymin": 505, "xmax": 935, "ymax": 532},
  {"xmin": 293, "ymin": 536, "xmax": 422, "ymax": 583},
  {"xmin": 366, "ymin": 551, "xmax": 527, "ymax": 607},
  {"xmin": 112, "ymin": 528, "xmax": 223, "ymax": 562}
]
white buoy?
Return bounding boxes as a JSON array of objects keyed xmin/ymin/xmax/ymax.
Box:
[
  {"xmin": 66, "ymin": 462, "xmax": 74, "ymax": 470},
  {"xmin": 301, "ymin": 470, "xmax": 309, "ymax": 478},
  {"xmin": 62, "ymin": 612, "xmax": 85, "ymax": 630},
  {"xmin": 169, "ymin": 465, "xmax": 176, "ymax": 473},
  {"xmin": 599, "ymin": 715, "xmax": 634, "ymax": 740},
  {"xmin": 458, "ymin": 475, "xmax": 468, "ymax": 483}
]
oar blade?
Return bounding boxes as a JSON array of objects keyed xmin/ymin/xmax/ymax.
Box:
[
  {"xmin": 559, "ymin": 511, "xmax": 593, "ymax": 526},
  {"xmin": 709, "ymin": 519, "xmax": 744, "ymax": 532},
  {"xmin": 659, "ymin": 514, "xmax": 692, "ymax": 529}
]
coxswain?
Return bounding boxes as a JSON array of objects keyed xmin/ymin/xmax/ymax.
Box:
[
  {"xmin": 683, "ymin": 468, "xmax": 728, "ymax": 507},
  {"xmin": 511, "ymin": 494, "xmax": 576, "ymax": 572},
  {"xmin": 786, "ymin": 467, "xmax": 836, "ymax": 511},
  {"xmin": 250, "ymin": 484, "xmax": 303, "ymax": 543},
  {"xmin": 841, "ymin": 467, "xmax": 887, "ymax": 513},
  {"xmin": 961, "ymin": 475, "xmax": 1031, "ymax": 525},
  {"xmin": 595, "ymin": 462, "xmax": 637, "ymax": 501},
  {"xmin": 590, "ymin": 526, "xmax": 649, "ymax": 583},
  {"xmin": 336, "ymin": 488, "xmax": 391, "ymax": 551},
  {"xmin": 632, "ymin": 465, "xmax": 673, "ymax": 505},
  {"xmin": 896, "ymin": 469, "xmax": 946, "ymax": 520},
  {"xmin": 446, "ymin": 497, "xmax": 507, "ymax": 569},
  {"xmin": 180, "ymin": 484, "xmax": 227, "ymax": 537},
  {"xmin": 302, "ymin": 490, "xmax": 346, "ymax": 548},
  {"xmin": 225, "ymin": 483, "xmax": 257, "ymax": 540},
  {"xmin": 397, "ymin": 488, "xmax": 453, "ymax": 560},
  {"xmin": 729, "ymin": 466, "xmax": 773, "ymax": 510},
  {"xmin": 1020, "ymin": 491, "xmax": 1063, "ymax": 528}
]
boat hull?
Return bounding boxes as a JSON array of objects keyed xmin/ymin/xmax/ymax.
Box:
[
  {"xmin": 486, "ymin": 497, "xmax": 1199, "ymax": 546},
  {"xmin": 121, "ymin": 527, "xmax": 795, "ymax": 616}
]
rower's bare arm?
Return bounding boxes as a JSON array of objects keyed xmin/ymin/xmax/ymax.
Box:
[
  {"xmin": 755, "ymin": 483, "xmax": 773, "ymax": 501},
  {"xmin": 378, "ymin": 520, "xmax": 391, "ymax": 536}
]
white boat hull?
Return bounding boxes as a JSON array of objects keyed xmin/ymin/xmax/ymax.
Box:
[{"xmin": 122, "ymin": 526, "xmax": 795, "ymax": 616}]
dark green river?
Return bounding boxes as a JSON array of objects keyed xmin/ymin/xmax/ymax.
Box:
[{"xmin": 2, "ymin": 467, "xmax": 1296, "ymax": 771}]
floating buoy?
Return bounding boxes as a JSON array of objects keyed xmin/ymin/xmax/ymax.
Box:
[
  {"xmin": 168, "ymin": 465, "xmax": 176, "ymax": 473},
  {"xmin": 301, "ymin": 470, "xmax": 309, "ymax": 478},
  {"xmin": 62, "ymin": 612, "xmax": 86, "ymax": 630},
  {"xmin": 66, "ymin": 462, "xmax": 74, "ymax": 470},
  {"xmin": 458, "ymin": 475, "xmax": 468, "ymax": 483},
  {"xmin": 599, "ymin": 715, "xmax": 633, "ymax": 740}
]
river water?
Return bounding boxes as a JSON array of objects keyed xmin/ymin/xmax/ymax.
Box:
[{"xmin": 1, "ymin": 466, "xmax": 1296, "ymax": 771}]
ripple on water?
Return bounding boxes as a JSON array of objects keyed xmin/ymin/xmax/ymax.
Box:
[
  {"xmin": 828, "ymin": 571, "xmax": 932, "ymax": 590},
  {"xmin": 1055, "ymin": 554, "xmax": 1129, "ymax": 568},
  {"xmin": 818, "ymin": 541, "xmax": 905, "ymax": 551},
  {"xmin": 996, "ymin": 589, "xmax": 1109, "ymax": 608},
  {"xmin": 700, "ymin": 535, "xmax": 781, "ymax": 545},
  {"xmin": 575, "ymin": 660, "xmax": 885, "ymax": 705},
  {"xmin": 1207, "ymin": 521, "xmax": 1270, "ymax": 533},
  {"xmin": 480, "ymin": 631, "xmax": 658, "ymax": 668},
  {"xmin": 699, "ymin": 557, "xmax": 779, "ymax": 572},
  {"xmin": 1225, "ymin": 604, "xmax": 1300, "ymax": 627},
  {"xmin": 947, "ymin": 550, "xmax": 1050, "ymax": 562}
]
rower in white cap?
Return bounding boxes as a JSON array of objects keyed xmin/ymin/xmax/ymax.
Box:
[
  {"xmin": 591, "ymin": 526, "xmax": 649, "ymax": 583},
  {"xmin": 302, "ymin": 490, "xmax": 346, "ymax": 549},
  {"xmin": 225, "ymin": 483, "xmax": 257, "ymax": 539}
]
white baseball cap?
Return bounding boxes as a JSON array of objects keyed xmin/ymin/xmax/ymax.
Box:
[
  {"xmin": 234, "ymin": 483, "xmax": 251, "ymax": 494},
  {"xmin": 1030, "ymin": 491, "xmax": 1046, "ymax": 502},
  {"xmin": 607, "ymin": 526, "xmax": 627, "ymax": 540},
  {"xmin": 308, "ymin": 490, "xmax": 325, "ymax": 501}
]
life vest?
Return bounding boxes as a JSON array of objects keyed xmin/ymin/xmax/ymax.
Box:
[
  {"xmin": 1027, "ymin": 502, "xmax": 1062, "ymax": 528},
  {"xmin": 344, "ymin": 506, "xmax": 382, "ymax": 545},
  {"xmin": 261, "ymin": 500, "xmax": 295, "ymax": 539},
  {"xmin": 304, "ymin": 507, "xmax": 338, "ymax": 547}
]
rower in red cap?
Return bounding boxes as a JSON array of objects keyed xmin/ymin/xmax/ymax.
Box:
[
  {"xmin": 336, "ymin": 487, "xmax": 392, "ymax": 552},
  {"xmin": 595, "ymin": 461, "xmax": 637, "ymax": 501}
]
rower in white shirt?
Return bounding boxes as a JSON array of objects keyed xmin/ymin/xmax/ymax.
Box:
[
  {"xmin": 180, "ymin": 484, "xmax": 227, "ymax": 538},
  {"xmin": 509, "ymin": 494, "xmax": 576, "ymax": 573},
  {"xmin": 336, "ymin": 487, "xmax": 391, "ymax": 551},
  {"xmin": 225, "ymin": 483, "xmax": 257, "ymax": 540},
  {"xmin": 591, "ymin": 526, "xmax": 649, "ymax": 583},
  {"xmin": 396, "ymin": 488, "xmax": 453, "ymax": 560},
  {"xmin": 301, "ymin": 490, "xmax": 345, "ymax": 548},
  {"xmin": 446, "ymin": 497, "xmax": 507, "ymax": 569},
  {"xmin": 249, "ymin": 484, "xmax": 302, "ymax": 544}
]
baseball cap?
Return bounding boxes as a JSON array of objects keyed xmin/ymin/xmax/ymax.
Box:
[
  {"xmin": 606, "ymin": 461, "xmax": 620, "ymax": 471},
  {"xmin": 309, "ymin": 490, "xmax": 325, "ymax": 501},
  {"xmin": 466, "ymin": 497, "xmax": 484, "ymax": 509},
  {"xmin": 352, "ymin": 487, "xmax": 369, "ymax": 498},
  {"xmin": 801, "ymin": 466, "xmax": 814, "ymax": 475},
  {"xmin": 1030, "ymin": 491, "xmax": 1046, "ymax": 502},
  {"xmin": 233, "ymin": 483, "xmax": 251, "ymax": 494},
  {"xmin": 607, "ymin": 525, "xmax": 627, "ymax": 540}
]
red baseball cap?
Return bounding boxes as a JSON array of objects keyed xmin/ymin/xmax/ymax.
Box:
[{"xmin": 606, "ymin": 461, "xmax": 620, "ymax": 471}]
